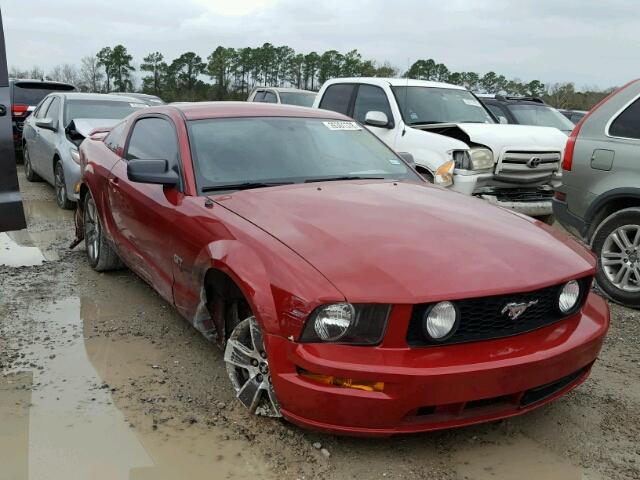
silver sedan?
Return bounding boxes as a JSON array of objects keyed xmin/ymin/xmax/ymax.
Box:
[{"xmin": 21, "ymin": 92, "xmax": 145, "ymax": 209}]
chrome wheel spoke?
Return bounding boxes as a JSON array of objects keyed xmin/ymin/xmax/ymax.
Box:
[
  {"xmin": 237, "ymin": 376, "xmax": 264, "ymax": 413},
  {"xmin": 224, "ymin": 338, "xmax": 257, "ymax": 368},
  {"xmin": 249, "ymin": 318, "xmax": 264, "ymax": 352},
  {"xmin": 617, "ymin": 228, "xmax": 634, "ymax": 249},
  {"xmin": 610, "ymin": 231, "xmax": 626, "ymax": 251}
]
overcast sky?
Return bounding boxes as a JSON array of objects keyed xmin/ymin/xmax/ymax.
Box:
[{"xmin": 3, "ymin": 0, "xmax": 638, "ymax": 89}]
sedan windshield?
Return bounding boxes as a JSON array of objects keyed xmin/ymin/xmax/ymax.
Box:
[
  {"xmin": 392, "ymin": 86, "xmax": 495, "ymax": 125},
  {"xmin": 509, "ymin": 104, "xmax": 576, "ymax": 133},
  {"xmin": 188, "ymin": 117, "xmax": 419, "ymax": 192},
  {"xmin": 278, "ymin": 92, "xmax": 317, "ymax": 107},
  {"xmin": 64, "ymin": 100, "xmax": 143, "ymax": 124}
]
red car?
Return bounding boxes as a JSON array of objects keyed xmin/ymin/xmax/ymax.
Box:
[{"xmin": 74, "ymin": 102, "xmax": 609, "ymax": 436}]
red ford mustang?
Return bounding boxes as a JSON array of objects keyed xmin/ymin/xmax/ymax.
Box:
[{"xmin": 74, "ymin": 102, "xmax": 609, "ymax": 436}]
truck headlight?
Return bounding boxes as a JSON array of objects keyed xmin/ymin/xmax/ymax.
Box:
[
  {"xmin": 300, "ymin": 303, "xmax": 391, "ymax": 345},
  {"xmin": 453, "ymin": 148, "xmax": 494, "ymax": 170},
  {"xmin": 434, "ymin": 160, "xmax": 454, "ymax": 187}
]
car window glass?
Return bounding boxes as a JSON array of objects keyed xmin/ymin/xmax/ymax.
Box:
[
  {"xmin": 485, "ymin": 103, "xmax": 505, "ymax": 119},
  {"xmin": 126, "ymin": 117, "xmax": 178, "ymax": 164},
  {"xmin": 34, "ymin": 97, "xmax": 53, "ymax": 119},
  {"xmin": 319, "ymin": 84, "xmax": 355, "ymax": 115},
  {"xmin": 45, "ymin": 97, "xmax": 60, "ymax": 122},
  {"xmin": 610, "ymin": 98, "xmax": 640, "ymax": 139},
  {"xmin": 353, "ymin": 85, "xmax": 393, "ymax": 124},
  {"xmin": 263, "ymin": 91, "xmax": 277, "ymax": 103},
  {"xmin": 104, "ymin": 122, "xmax": 126, "ymax": 153},
  {"xmin": 253, "ymin": 91, "xmax": 265, "ymax": 102}
]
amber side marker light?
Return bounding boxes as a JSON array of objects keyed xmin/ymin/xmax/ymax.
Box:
[{"xmin": 298, "ymin": 368, "xmax": 384, "ymax": 392}]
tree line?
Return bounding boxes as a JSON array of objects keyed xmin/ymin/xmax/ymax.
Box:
[{"xmin": 10, "ymin": 43, "xmax": 613, "ymax": 110}]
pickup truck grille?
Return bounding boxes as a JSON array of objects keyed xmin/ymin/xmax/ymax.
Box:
[{"xmin": 494, "ymin": 151, "xmax": 561, "ymax": 184}]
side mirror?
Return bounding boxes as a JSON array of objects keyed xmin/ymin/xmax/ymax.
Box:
[
  {"xmin": 364, "ymin": 111, "xmax": 392, "ymax": 128},
  {"xmin": 397, "ymin": 152, "xmax": 415, "ymax": 165},
  {"xmin": 498, "ymin": 116, "xmax": 509, "ymax": 124},
  {"xmin": 36, "ymin": 118, "xmax": 56, "ymax": 131},
  {"xmin": 127, "ymin": 159, "xmax": 179, "ymax": 187}
]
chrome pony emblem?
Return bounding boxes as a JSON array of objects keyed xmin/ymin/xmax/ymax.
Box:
[{"xmin": 501, "ymin": 300, "xmax": 539, "ymax": 320}]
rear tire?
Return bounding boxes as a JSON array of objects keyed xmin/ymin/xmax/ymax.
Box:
[
  {"xmin": 83, "ymin": 193, "xmax": 123, "ymax": 272},
  {"xmin": 592, "ymin": 207, "xmax": 640, "ymax": 308},
  {"xmin": 54, "ymin": 161, "xmax": 75, "ymax": 210},
  {"xmin": 23, "ymin": 145, "xmax": 41, "ymax": 182}
]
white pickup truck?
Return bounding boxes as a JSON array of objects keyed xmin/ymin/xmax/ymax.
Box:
[{"xmin": 313, "ymin": 78, "xmax": 568, "ymax": 219}]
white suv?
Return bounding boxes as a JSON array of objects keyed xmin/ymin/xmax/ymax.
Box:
[{"xmin": 314, "ymin": 78, "xmax": 568, "ymax": 219}]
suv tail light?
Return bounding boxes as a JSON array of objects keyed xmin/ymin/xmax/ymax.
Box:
[
  {"xmin": 563, "ymin": 78, "xmax": 640, "ymax": 171},
  {"xmin": 11, "ymin": 104, "xmax": 29, "ymax": 117}
]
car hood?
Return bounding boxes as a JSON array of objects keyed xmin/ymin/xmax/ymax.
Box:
[
  {"xmin": 414, "ymin": 123, "xmax": 568, "ymax": 154},
  {"xmin": 68, "ymin": 118, "xmax": 120, "ymax": 138},
  {"xmin": 214, "ymin": 181, "xmax": 594, "ymax": 303}
]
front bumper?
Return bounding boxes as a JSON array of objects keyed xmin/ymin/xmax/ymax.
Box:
[
  {"xmin": 481, "ymin": 195, "xmax": 551, "ymax": 217},
  {"xmin": 266, "ymin": 292, "xmax": 609, "ymax": 436}
]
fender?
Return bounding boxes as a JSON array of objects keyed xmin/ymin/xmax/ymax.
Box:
[
  {"xmin": 183, "ymin": 237, "xmax": 345, "ymax": 346},
  {"xmin": 584, "ymin": 187, "xmax": 640, "ymax": 235}
]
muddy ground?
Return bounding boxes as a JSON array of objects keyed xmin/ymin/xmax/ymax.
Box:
[{"xmin": 1, "ymin": 167, "xmax": 639, "ymax": 480}]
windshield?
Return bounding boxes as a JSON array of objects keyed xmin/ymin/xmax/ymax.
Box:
[
  {"xmin": 509, "ymin": 104, "xmax": 575, "ymax": 132},
  {"xmin": 278, "ymin": 92, "xmax": 316, "ymax": 107},
  {"xmin": 392, "ymin": 86, "xmax": 495, "ymax": 125},
  {"xmin": 64, "ymin": 100, "xmax": 143, "ymax": 124},
  {"xmin": 188, "ymin": 117, "xmax": 419, "ymax": 192}
]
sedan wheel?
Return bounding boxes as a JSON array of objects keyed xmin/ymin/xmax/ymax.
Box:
[
  {"xmin": 23, "ymin": 146, "xmax": 41, "ymax": 182},
  {"xmin": 224, "ymin": 316, "xmax": 281, "ymax": 417},
  {"xmin": 55, "ymin": 161, "xmax": 74, "ymax": 210}
]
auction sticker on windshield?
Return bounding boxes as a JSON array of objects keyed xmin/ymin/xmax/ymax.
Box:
[{"xmin": 323, "ymin": 121, "xmax": 362, "ymax": 131}]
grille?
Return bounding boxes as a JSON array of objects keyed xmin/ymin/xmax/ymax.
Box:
[
  {"xmin": 495, "ymin": 151, "xmax": 561, "ymax": 184},
  {"xmin": 406, "ymin": 278, "xmax": 591, "ymax": 347}
]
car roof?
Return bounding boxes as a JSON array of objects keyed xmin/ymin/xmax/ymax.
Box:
[
  {"xmin": 324, "ymin": 77, "xmax": 466, "ymax": 90},
  {"xmin": 253, "ymin": 87, "xmax": 317, "ymax": 94},
  {"xmin": 163, "ymin": 101, "xmax": 352, "ymax": 121},
  {"xmin": 55, "ymin": 92, "xmax": 142, "ymax": 103}
]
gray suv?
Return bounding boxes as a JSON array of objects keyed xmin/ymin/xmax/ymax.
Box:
[{"xmin": 553, "ymin": 78, "xmax": 640, "ymax": 307}]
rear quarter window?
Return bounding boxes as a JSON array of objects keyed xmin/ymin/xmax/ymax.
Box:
[
  {"xmin": 12, "ymin": 82, "xmax": 75, "ymax": 106},
  {"xmin": 609, "ymin": 97, "xmax": 640, "ymax": 139},
  {"xmin": 319, "ymin": 84, "xmax": 356, "ymax": 115}
]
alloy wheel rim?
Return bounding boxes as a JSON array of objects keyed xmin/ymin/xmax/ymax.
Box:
[
  {"xmin": 55, "ymin": 164, "xmax": 66, "ymax": 206},
  {"xmin": 601, "ymin": 224, "xmax": 640, "ymax": 292},
  {"xmin": 224, "ymin": 315, "xmax": 281, "ymax": 417},
  {"xmin": 85, "ymin": 198, "xmax": 100, "ymax": 262}
]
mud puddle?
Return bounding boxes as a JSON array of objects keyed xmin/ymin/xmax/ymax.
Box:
[
  {"xmin": 1, "ymin": 297, "xmax": 273, "ymax": 480},
  {"xmin": 453, "ymin": 433, "xmax": 602, "ymax": 480}
]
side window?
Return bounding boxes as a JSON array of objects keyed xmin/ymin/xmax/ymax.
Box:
[
  {"xmin": 609, "ymin": 98, "xmax": 640, "ymax": 139},
  {"xmin": 263, "ymin": 91, "xmax": 277, "ymax": 103},
  {"xmin": 319, "ymin": 84, "xmax": 356, "ymax": 115},
  {"xmin": 253, "ymin": 90, "xmax": 266, "ymax": 102},
  {"xmin": 485, "ymin": 103, "xmax": 508, "ymax": 122},
  {"xmin": 104, "ymin": 122, "xmax": 126, "ymax": 153},
  {"xmin": 45, "ymin": 97, "xmax": 60, "ymax": 123},
  {"xmin": 353, "ymin": 85, "xmax": 393, "ymax": 124},
  {"xmin": 125, "ymin": 117, "xmax": 179, "ymax": 165},
  {"xmin": 34, "ymin": 97, "xmax": 52, "ymax": 119}
]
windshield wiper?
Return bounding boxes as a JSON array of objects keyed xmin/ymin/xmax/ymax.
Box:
[
  {"xmin": 303, "ymin": 176, "xmax": 386, "ymax": 183},
  {"xmin": 201, "ymin": 181, "xmax": 294, "ymax": 192}
]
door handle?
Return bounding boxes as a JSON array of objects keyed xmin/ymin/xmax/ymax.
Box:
[{"xmin": 109, "ymin": 177, "xmax": 119, "ymax": 185}]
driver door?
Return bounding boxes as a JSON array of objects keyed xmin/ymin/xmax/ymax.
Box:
[{"xmin": 106, "ymin": 115, "xmax": 183, "ymax": 303}]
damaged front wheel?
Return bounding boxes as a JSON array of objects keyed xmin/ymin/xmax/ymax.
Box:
[{"xmin": 224, "ymin": 316, "xmax": 281, "ymax": 417}]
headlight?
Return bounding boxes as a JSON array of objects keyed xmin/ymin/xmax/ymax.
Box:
[
  {"xmin": 423, "ymin": 301, "xmax": 459, "ymax": 340},
  {"xmin": 559, "ymin": 280, "xmax": 580, "ymax": 314},
  {"xmin": 70, "ymin": 148, "xmax": 80, "ymax": 164},
  {"xmin": 453, "ymin": 148, "xmax": 494, "ymax": 170},
  {"xmin": 434, "ymin": 160, "xmax": 454, "ymax": 187},
  {"xmin": 300, "ymin": 303, "xmax": 391, "ymax": 344}
]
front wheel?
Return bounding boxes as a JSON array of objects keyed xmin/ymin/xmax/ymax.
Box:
[
  {"xmin": 24, "ymin": 145, "xmax": 41, "ymax": 182},
  {"xmin": 592, "ymin": 207, "xmax": 640, "ymax": 308},
  {"xmin": 224, "ymin": 316, "xmax": 281, "ymax": 417},
  {"xmin": 83, "ymin": 193, "xmax": 123, "ymax": 272},
  {"xmin": 54, "ymin": 161, "xmax": 75, "ymax": 210}
]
